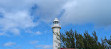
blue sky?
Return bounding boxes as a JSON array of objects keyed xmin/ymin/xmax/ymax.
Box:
[{"xmin": 0, "ymin": 0, "xmax": 111, "ymax": 49}]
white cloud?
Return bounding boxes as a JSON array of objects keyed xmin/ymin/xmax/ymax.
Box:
[
  {"xmin": 0, "ymin": 0, "xmax": 35, "ymax": 11},
  {"xmin": 0, "ymin": 33, "xmax": 5, "ymax": 36},
  {"xmin": 60, "ymin": 0, "xmax": 111, "ymax": 26},
  {"xmin": 0, "ymin": 32, "xmax": 10, "ymax": 36},
  {"xmin": 0, "ymin": 0, "xmax": 68, "ymax": 22},
  {"xmin": 3, "ymin": 42, "xmax": 16, "ymax": 47},
  {"xmin": 35, "ymin": 45, "xmax": 52, "ymax": 49},
  {"xmin": 0, "ymin": 9, "xmax": 37, "ymax": 35},
  {"xmin": 25, "ymin": 30, "xmax": 42, "ymax": 35},
  {"xmin": 0, "ymin": 0, "xmax": 38, "ymax": 36},
  {"xmin": 35, "ymin": 31, "xmax": 41, "ymax": 35},
  {"xmin": 30, "ymin": 40, "xmax": 39, "ymax": 44},
  {"xmin": 10, "ymin": 28, "xmax": 20, "ymax": 35},
  {"xmin": 0, "ymin": 0, "xmax": 67, "ymax": 35},
  {"xmin": 0, "ymin": 0, "xmax": 111, "ymax": 35}
]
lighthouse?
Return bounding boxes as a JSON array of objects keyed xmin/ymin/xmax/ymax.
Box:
[{"xmin": 52, "ymin": 18, "xmax": 61, "ymax": 49}]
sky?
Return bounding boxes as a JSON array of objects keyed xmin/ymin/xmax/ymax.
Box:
[{"xmin": 0, "ymin": 0, "xmax": 111, "ymax": 49}]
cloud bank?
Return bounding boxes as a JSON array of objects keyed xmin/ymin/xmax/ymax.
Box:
[
  {"xmin": 0, "ymin": 0, "xmax": 67, "ymax": 35},
  {"xmin": 0, "ymin": 0, "xmax": 111, "ymax": 35},
  {"xmin": 60, "ymin": 0, "xmax": 111, "ymax": 26}
]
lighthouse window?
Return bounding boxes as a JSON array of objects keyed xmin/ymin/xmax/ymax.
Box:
[{"xmin": 55, "ymin": 21, "xmax": 58, "ymax": 24}]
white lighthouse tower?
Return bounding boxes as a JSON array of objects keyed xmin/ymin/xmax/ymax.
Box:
[{"xmin": 52, "ymin": 18, "xmax": 61, "ymax": 49}]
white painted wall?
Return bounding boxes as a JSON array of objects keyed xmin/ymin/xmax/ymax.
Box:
[{"xmin": 53, "ymin": 27, "xmax": 60, "ymax": 49}]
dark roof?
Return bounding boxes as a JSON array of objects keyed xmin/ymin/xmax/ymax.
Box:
[{"xmin": 61, "ymin": 48, "xmax": 75, "ymax": 49}]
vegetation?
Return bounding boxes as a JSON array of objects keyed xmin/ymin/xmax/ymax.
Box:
[{"xmin": 60, "ymin": 29, "xmax": 111, "ymax": 49}]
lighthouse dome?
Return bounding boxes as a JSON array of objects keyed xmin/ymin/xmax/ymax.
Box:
[{"xmin": 54, "ymin": 18, "xmax": 59, "ymax": 22}]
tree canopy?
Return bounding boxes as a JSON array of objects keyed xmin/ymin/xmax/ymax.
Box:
[{"xmin": 60, "ymin": 29, "xmax": 111, "ymax": 49}]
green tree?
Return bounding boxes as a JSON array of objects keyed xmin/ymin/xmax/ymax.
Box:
[
  {"xmin": 83, "ymin": 31, "xmax": 93, "ymax": 49},
  {"xmin": 60, "ymin": 29, "xmax": 109, "ymax": 49},
  {"xmin": 75, "ymin": 31, "xmax": 84, "ymax": 48},
  {"xmin": 61, "ymin": 29, "xmax": 75, "ymax": 48},
  {"xmin": 102, "ymin": 36, "xmax": 111, "ymax": 49},
  {"xmin": 106, "ymin": 36, "xmax": 111, "ymax": 45}
]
